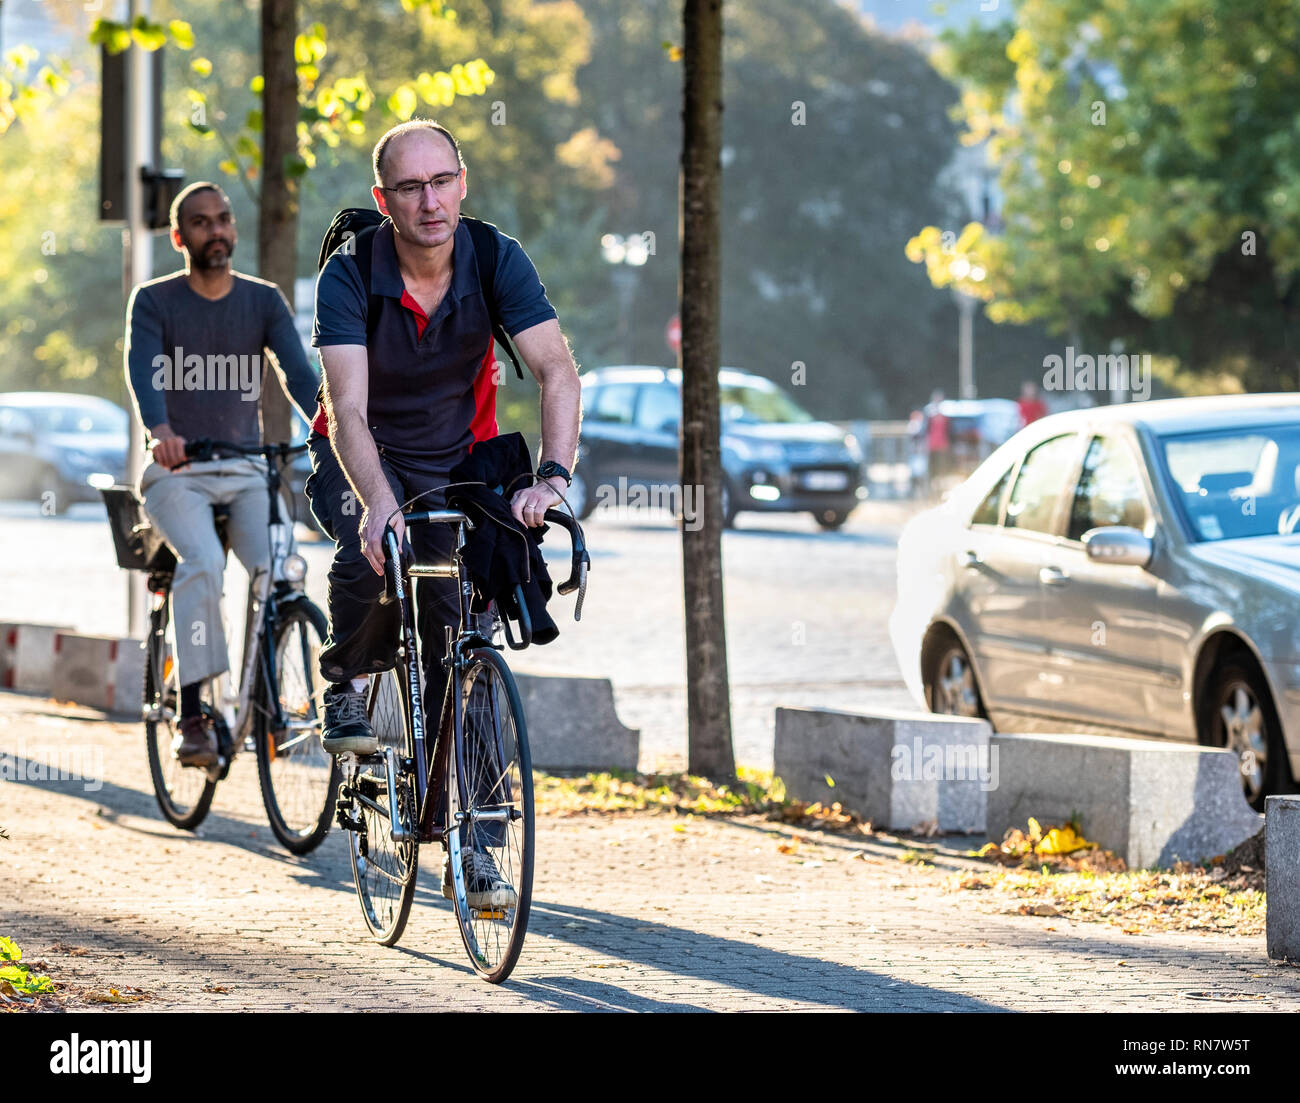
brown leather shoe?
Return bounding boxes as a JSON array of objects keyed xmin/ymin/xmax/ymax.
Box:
[{"xmin": 175, "ymin": 715, "xmax": 217, "ymax": 767}]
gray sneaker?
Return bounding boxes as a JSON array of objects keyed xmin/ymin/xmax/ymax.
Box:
[
  {"xmin": 321, "ymin": 686, "xmax": 378, "ymax": 755},
  {"xmin": 443, "ymin": 850, "xmax": 518, "ymax": 909}
]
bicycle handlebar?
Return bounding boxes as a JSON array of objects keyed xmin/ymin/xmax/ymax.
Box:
[
  {"xmin": 542, "ymin": 509, "xmax": 590, "ymax": 620},
  {"xmin": 182, "ymin": 438, "xmax": 309, "ymax": 463}
]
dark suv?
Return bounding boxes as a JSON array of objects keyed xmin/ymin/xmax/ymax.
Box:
[{"xmin": 572, "ymin": 366, "xmax": 865, "ymax": 529}]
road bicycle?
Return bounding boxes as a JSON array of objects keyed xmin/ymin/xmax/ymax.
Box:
[
  {"xmin": 334, "ymin": 497, "xmax": 588, "ymax": 982},
  {"xmin": 101, "ymin": 439, "xmax": 338, "ymax": 855}
]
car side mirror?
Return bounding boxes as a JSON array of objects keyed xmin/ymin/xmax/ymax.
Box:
[{"xmin": 1083, "ymin": 525, "xmax": 1152, "ymax": 567}]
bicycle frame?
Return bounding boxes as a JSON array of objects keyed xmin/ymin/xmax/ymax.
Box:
[{"xmin": 378, "ymin": 511, "xmax": 483, "ymax": 845}]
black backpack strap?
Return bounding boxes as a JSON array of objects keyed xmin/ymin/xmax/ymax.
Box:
[
  {"xmin": 462, "ymin": 215, "xmax": 525, "ymax": 380},
  {"xmin": 350, "ymin": 224, "xmax": 383, "ymax": 344}
]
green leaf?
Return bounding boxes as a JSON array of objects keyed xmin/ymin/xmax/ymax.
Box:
[
  {"xmin": 0, "ymin": 936, "xmax": 20, "ymax": 962},
  {"xmin": 249, "ymin": 75, "xmax": 265, "ymax": 94},
  {"xmin": 234, "ymin": 134, "xmax": 259, "ymax": 158},
  {"xmin": 4, "ymin": 45, "xmax": 39, "ymax": 70},
  {"xmin": 388, "ymin": 85, "xmax": 418, "ymax": 120},
  {"xmin": 130, "ymin": 20, "xmax": 168, "ymax": 52},
  {"xmin": 187, "ymin": 122, "xmax": 212, "ymax": 135},
  {"xmin": 285, "ymin": 156, "xmax": 310, "ymax": 178},
  {"xmin": 245, "ymin": 108, "xmax": 263, "ymax": 133},
  {"xmin": 39, "ymin": 67, "xmax": 68, "ymax": 96},
  {"xmin": 191, "ymin": 56, "xmax": 213, "ymax": 78},
  {"xmin": 168, "ymin": 20, "xmax": 196, "ymax": 50}
]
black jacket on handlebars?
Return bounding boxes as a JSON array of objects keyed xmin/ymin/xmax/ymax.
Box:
[{"xmin": 447, "ymin": 432, "xmax": 559, "ymax": 645}]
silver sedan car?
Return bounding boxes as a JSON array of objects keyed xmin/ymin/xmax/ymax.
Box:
[{"xmin": 890, "ymin": 393, "xmax": 1300, "ymax": 810}]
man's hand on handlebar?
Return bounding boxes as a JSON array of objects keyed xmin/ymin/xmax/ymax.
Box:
[
  {"xmin": 511, "ymin": 476, "xmax": 564, "ymax": 528},
  {"xmin": 148, "ymin": 426, "xmax": 190, "ymax": 472},
  {"xmin": 360, "ymin": 496, "xmax": 405, "ymax": 576}
]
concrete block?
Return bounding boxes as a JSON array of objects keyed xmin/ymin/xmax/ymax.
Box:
[
  {"xmin": 988, "ymin": 731, "xmax": 1262, "ymax": 869},
  {"xmin": 0, "ymin": 623, "xmax": 64, "ymax": 695},
  {"xmin": 513, "ymin": 674, "xmax": 639, "ymax": 772},
  {"xmin": 50, "ymin": 633, "xmax": 143, "ymax": 714},
  {"xmin": 773, "ymin": 707, "xmax": 993, "ymax": 833},
  {"xmin": 1267, "ymin": 797, "xmax": 1300, "ymax": 961}
]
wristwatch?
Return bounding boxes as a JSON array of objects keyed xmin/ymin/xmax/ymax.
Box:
[{"xmin": 536, "ymin": 460, "xmax": 572, "ymax": 487}]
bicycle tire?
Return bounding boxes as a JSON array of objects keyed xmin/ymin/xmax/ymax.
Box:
[
  {"xmin": 446, "ymin": 647, "xmax": 534, "ymax": 983},
  {"xmin": 348, "ymin": 668, "xmax": 420, "ymax": 946},
  {"xmin": 256, "ymin": 598, "xmax": 339, "ymax": 855},
  {"xmin": 143, "ymin": 611, "xmax": 217, "ymax": 831}
]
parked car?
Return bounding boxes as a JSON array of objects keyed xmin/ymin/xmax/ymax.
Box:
[
  {"xmin": 574, "ymin": 366, "xmax": 866, "ymax": 529},
  {"xmin": 890, "ymin": 393, "xmax": 1300, "ymax": 810},
  {"xmin": 0, "ymin": 392, "xmax": 128, "ymax": 506}
]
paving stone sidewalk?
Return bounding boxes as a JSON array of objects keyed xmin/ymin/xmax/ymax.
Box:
[{"xmin": 3, "ymin": 692, "xmax": 1299, "ymax": 1013}]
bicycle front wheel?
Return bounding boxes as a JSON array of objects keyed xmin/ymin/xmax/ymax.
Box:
[
  {"xmin": 348, "ymin": 668, "xmax": 420, "ymax": 945},
  {"xmin": 256, "ymin": 598, "xmax": 338, "ymax": 855},
  {"xmin": 144, "ymin": 613, "xmax": 217, "ymax": 831},
  {"xmin": 446, "ymin": 647, "xmax": 534, "ymax": 983}
]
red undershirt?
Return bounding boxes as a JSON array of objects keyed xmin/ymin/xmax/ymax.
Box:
[{"xmin": 310, "ymin": 289, "xmax": 499, "ymax": 451}]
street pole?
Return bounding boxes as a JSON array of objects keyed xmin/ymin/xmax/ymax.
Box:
[
  {"xmin": 124, "ymin": 0, "xmax": 153, "ymax": 637},
  {"xmin": 956, "ymin": 291, "xmax": 976, "ymax": 400}
]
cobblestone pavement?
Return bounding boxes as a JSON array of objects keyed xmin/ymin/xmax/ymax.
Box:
[{"xmin": 4, "ymin": 694, "xmax": 1300, "ymax": 1013}]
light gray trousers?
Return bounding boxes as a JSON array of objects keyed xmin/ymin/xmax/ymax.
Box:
[{"xmin": 140, "ymin": 457, "xmax": 272, "ymax": 688}]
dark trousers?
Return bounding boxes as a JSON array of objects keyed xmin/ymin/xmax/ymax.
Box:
[{"xmin": 306, "ymin": 435, "xmax": 481, "ymax": 717}]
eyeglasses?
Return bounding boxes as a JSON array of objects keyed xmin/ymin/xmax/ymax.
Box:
[{"xmin": 380, "ymin": 170, "xmax": 463, "ymax": 201}]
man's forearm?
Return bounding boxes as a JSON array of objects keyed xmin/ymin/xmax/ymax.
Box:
[
  {"xmin": 329, "ymin": 407, "xmax": 395, "ymax": 515},
  {"xmin": 537, "ymin": 366, "xmax": 580, "ymax": 473}
]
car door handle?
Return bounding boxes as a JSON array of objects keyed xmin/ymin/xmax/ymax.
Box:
[
  {"xmin": 961, "ymin": 550, "xmax": 981, "ymax": 569},
  {"xmin": 1039, "ymin": 566, "xmax": 1069, "ymax": 586}
]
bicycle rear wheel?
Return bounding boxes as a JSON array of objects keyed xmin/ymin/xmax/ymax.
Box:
[
  {"xmin": 256, "ymin": 598, "xmax": 338, "ymax": 855},
  {"xmin": 446, "ymin": 647, "xmax": 533, "ymax": 983},
  {"xmin": 347, "ymin": 668, "xmax": 419, "ymax": 945},
  {"xmin": 144, "ymin": 609, "xmax": 217, "ymax": 831}
]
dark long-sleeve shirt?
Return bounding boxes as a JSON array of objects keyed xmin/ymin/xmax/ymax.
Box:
[{"xmin": 124, "ymin": 271, "xmax": 319, "ymax": 447}]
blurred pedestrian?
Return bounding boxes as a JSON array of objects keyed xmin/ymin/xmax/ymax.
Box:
[
  {"xmin": 1018, "ymin": 380, "xmax": 1048, "ymax": 426},
  {"xmin": 924, "ymin": 389, "xmax": 949, "ymax": 490}
]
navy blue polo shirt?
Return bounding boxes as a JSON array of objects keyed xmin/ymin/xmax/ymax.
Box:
[{"xmin": 311, "ymin": 217, "xmax": 556, "ymax": 470}]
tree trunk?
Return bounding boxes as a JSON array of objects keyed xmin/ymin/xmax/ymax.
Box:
[
  {"xmin": 680, "ymin": 0, "xmax": 735, "ymax": 781},
  {"xmin": 258, "ymin": 0, "xmax": 299, "ymax": 444}
]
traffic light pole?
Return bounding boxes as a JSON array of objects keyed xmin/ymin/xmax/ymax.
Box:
[{"xmin": 123, "ymin": 0, "xmax": 153, "ymax": 638}]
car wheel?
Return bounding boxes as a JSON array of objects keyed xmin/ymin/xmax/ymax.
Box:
[
  {"xmin": 720, "ymin": 482, "xmax": 737, "ymax": 530},
  {"xmin": 924, "ymin": 635, "xmax": 985, "ymax": 719},
  {"xmin": 1204, "ymin": 660, "xmax": 1288, "ymax": 812},
  {"xmin": 566, "ymin": 469, "xmax": 595, "ymax": 520},
  {"xmin": 813, "ymin": 508, "xmax": 851, "ymax": 531}
]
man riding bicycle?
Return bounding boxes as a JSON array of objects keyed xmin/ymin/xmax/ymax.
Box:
[
  {"xmin": 124, "ymin": 182, "xmax": 320, "ymax": 768},
  {"xmin": 309, "ymin": 119, "xmax": 580, "ymax": 904}
]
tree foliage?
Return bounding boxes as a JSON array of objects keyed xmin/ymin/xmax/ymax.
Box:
[{"xmin": 908, "ymin": 0, "xmax": 1300, "ymax": 390}]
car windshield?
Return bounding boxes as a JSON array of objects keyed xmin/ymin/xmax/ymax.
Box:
[
  {"xmin": 16, "ymin": 403, "xmax": 127, "ymax": 436},
  {"xmin": 1161, "ymin": 423, "xmax": 1300, "ymax": 541},
  {"xmin": 719, "ymin": 383, "xmax": 813, "ymax": 425}
]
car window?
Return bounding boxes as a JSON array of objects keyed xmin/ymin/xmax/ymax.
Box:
[
  {"xmin": 635, "ymin": 384, "xmax": 680, "ymax": 433},
  {"xmin": 971, "ymin": 462, "xmax": 1014, "ymax": 526},
  {"xmin": 1005, "ymin": 434, "xmax": 1077, "ymax": 534},
  {"xmin": 720, "ymin": 383, "xmax": 813, "ymax": 425},
  {"xmin": 1068, "ymin": 435, "xmax": 1151, "ymax": 541},
  {"xmin": 586, "ymin": 383, "xmax": 638, "ymax": 425}
]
